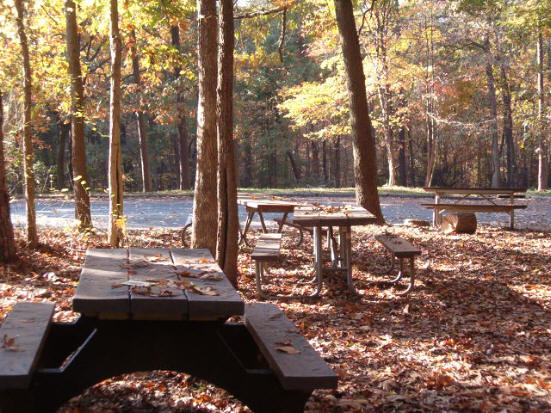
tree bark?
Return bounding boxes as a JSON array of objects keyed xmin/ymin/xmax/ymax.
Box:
[
  {"xmin": 485, "ymin": 59, "xmax": 501, "ymax": 188},
  {"xmin": 192, "ymin": 0, "xmax": 218, "ymax": 252},
  {"xmin": 65, "ymin": 0, "xmax": 92, "ymax": 230},
  {"xmin": 286, "ymin": 150, "xmax": 301, "ymax": 185},
  {"xmin": 216, "ymin": 0, "xmax": 238, "ymax": 286},
  {"xmin": 0, "ymin": 92, "xmax": 17, "ymax": 262},
  {"xmin": 56, "ymin": 118, "xmax": 69, "ymax": 190},
  {"xmin": 334, "ymin": 0, "xmax": 384, "ymax": 223},
  {"xmin": 537, "ymin": 28, "xmax": 548, "ymax": 191},
  {"xmin": 108, "ymin": 0, "xmax": 123, "ymax": 246},
  {"xmin": 130, "ymin": 30, "xmax": 152, "ymax": 193},
  {"xmin": 170, "ymin": 26, "xmax": 191, "ymax": 190},
  {"xmin": 333, "ymin": 137, "xmax": 341, "ymax": 187},
  {"xmin": 500, "ymin": 64, "xmax": 515, "ymax": 187},
  {"xmin": 398, "ymin": 126, "xmax": 407, "ymax": 186},
  {"xmin": 424, "ymin": 16, "xmax": 436, "ymax": 188},
  {"xmin": 311, "ymin": 141, "xmax": 320, "ymax": 179},
  {"xmin": 14, "ymin": 0, "xmax": 38, "ymax": 246}
]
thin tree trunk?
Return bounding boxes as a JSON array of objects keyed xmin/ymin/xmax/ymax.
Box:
[
  {"xmin": 500, "ymin": 64, "xmax": 515, "ymax": 187},
  {"xmin": 398, "ymin": 126, "xmax": 407, "ymax": 186},
  {"xmin": 56, "ymin": 118, "xmax": 69, "ymax": 190},
  {"xmin": 333, "ymin": 137, "xmax": 341, "ymax": 188},
  {"xmin": 65, "ymin": 0, "xmax": 92, "ymax": 229},
  {"xmin": 216, "ymin": 0, "xmax": 238, "ymax": 285},
  {"xmin": 537, "ymin": 28, "xmax": 548, "ymax": 191},
  {"xmin": 192, "ymin": 0, "xmax": 218, "ymax": 252},
  {"xmin": 322, "ymin": 141, "xmax": 328, "ymax": 183},
  {"xmin": 108, "ymin": 0, "xmax": 123, "ymax": 246},
  {"xmin": 311, "ymin": 141, "xmax": 320, "ymax": 179},
  {"xmin": 334, "ymin": 0, "xmax": 383, "ymax": 223},
  {"xmin": 170, "ymin": 26, "xmax": 191, "ymax": 190},
  {"xmin": 130, "ymin": 30, "xmax": 152, "ymax": 193},
  {"xmin": 485, "ymin": 59, "xmax": 501, "ymax": 188},
  {"xmin": 0, "ymin": 91, "xmax": 16, "ymax": 262},
  {"xmin": 424, "ymin": 14, "xmax": 436, "ymax": 188},
  {"xmin": 14, "ymin": 0, "xmax": 38, "ymax": 246},
  {"xmin": 286, "ymin": 150, "xmax": 301, "ymax": 185}
]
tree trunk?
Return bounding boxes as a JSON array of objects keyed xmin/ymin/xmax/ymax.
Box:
[
  {"xmin": 0, "ymin": 92, "xmax": 16, "ymax": 262},
  {"xmin": 334, "ymin": 0, "xmax": 384, "ymax": 223},
  {"xmin": 500, "ymin": 65, "xmax": 515, "ymax": 187},
  {"xmin": 322, "ymin": 141, "xmax": 328, "ymax": 184},
  {"xmin": 398, "ymin": 126, "xmax": 407, "ymax": 186},
  {"xmin": 56, "ymin": 118, "xmax": 69, "ymax": 190},
  {"xmin": 192, "ymin": 0, "xmax": 218, "ymax": 252},
  {"xmin": 485, "ymin": 60, "xmax": 501, "ymax": 188},
  {"xmin": 286, "ymin": 150, "xmax": 300, "ymax": 185},
  {"xmin": 333, "ymin": 137, "xmax": 341, "ymax": 188},
  {"xmin": 108, "ymin": 0, "xmax": 123, "ymax": 246},
  {"xmin": 170, "ymin": 26, "xmax": 191, "ymax": 190},
  {"xmin": 130, "ymin": 30, "xmax": 152, "ymax": 193},
  {"xmin": 537, "ymin": 28, "xmax": 548, "ymax": 191},
  {"xmin": 311, "ymin": 141, "xmax": 320, "ymax": 179},
  {"xmin": 14, "ymin": 0, "xmax": 38, "ymax": 246},
  {"xmin": 65, "ymin": 0, "xmax": 92, "ymax": 230},
  {"xmin": 216, "ymin": 0, "xmax": 238, "ymax": 286}
]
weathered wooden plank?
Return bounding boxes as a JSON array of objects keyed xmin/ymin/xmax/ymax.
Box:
[
  {"xmin": 0, "ymin": 302, "xmax": 55, "ymax": 389},
  {"xmin": 245, "ymin": 303, "xmax": 338, "ymax": 391},
  {"xmin": 128, "ymin": 248, "xmax": 188, "ymax": 317},
  {"xmin": 251, "ymin": 233, "xmax": 282, "ymax": 261},
  {"xmin": 421, "ymin": 203, "xmax": 527, "ymax": 212},
  {"xmin": 423, "ymin": 187, "xmax": 526, "ymax": 195},
  {"xmin": 73, "ymin": 248, "xmax": 129, "ymax": 315},
  {"xmin": 170, "ymin": 248, "xmax": 244, "ymax": 320},
  {"xmin": 375, "ymin": 235, "xmax": 421, "ymax": 258}
]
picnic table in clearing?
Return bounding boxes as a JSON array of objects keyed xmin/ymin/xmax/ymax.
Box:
[
  {"xmin": 422, "ymin": 187, "xmax": 528, "ymax": 229},
  {"xmin": 0, "ymin": 248, "xmax": 337, "ymax": 413},
  {"xmin": 237, "ymin": 196, "xmax": 298, "ymax": 245},
  {"xmin": 292, "ymin": 205, "xmax": 377, "ymax": 296}
]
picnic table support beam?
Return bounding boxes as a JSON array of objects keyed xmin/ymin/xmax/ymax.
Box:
[
  {"xmin": 433, "ymin": 193, "xmax": 441, "ymax": 226},
  {"xmin": 312, "ymin": 226, "xmax": 323, "ymax": 297},
  {"xmin": 3, "ymin": 320, "xmax": 313, "ymax": 413}
]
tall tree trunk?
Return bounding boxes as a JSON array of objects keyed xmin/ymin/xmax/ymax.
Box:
[
  {"xmin": 398, "ymin": 126, "xmax": 407, "ymax": 186},
  {"xmin": 286, "ymin": 150, "xmax": 300, "ymax": 185},
  {"xmin": 108, "ymin": 0, "xmax": 123, "ymax": 246},
  {"xmin": 192, "ymin": 0, "xmax": 218, "ymax": 252},
  {"xmin": 485, "ymin": 59, "xmax": 501, "ymax": 188},
  {"xmin": 333, "ymin": 137, "xmax": 341, "ymax": 188},
  {"xmin": 322, "ymin": 141, "xmax": 328, "ymax": 184},
  {"xmin": 537, "ymin": 28, "xmax": 548, "ymax": 191},
  {"xmin": 56, "ymin": 118, "xmax": 69, "ymax": 190},
  {"xmin": 311, "ymin": 141, "xmax": 320, "ymax": 179},
  {"xmin": 65, "ymin": 0, "xmax": 92, "ymax": 230},
  {"xmin": 216, "ymin": 0, "xmax": 238, "ymax": 285},
  {"xmin": 130, "ymin": 30, "xmax": 152, "ymax": 193},
  {"xmin": 424, "ymin": 15, "xmax": 436, "ymax": 188},
  {"xmin": 0, "ymin": 92, "xmax": 16, "ymax": 262},
  {"xmin": 500, "ymin": 65, "xmax": 515, "ymax": 187},
  {"xmin": 334, "ymin": 0, "xmax": 383, "ymax": 222},
  {"xmin": 14, "ymin": 0, "xmax": 38, "ymax": 246},
  {"xmin": 170, "ymin": 26, "xmax": 191, "ymax": 190}
]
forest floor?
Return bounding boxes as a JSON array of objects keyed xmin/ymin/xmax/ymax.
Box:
[{"xmin": 1, "ymin": 224, "xmax": 550, "ymax": 412}]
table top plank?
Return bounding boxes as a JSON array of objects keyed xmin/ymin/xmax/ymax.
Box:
[
  {"xmin": 170, "ymin": 248, "xmax": 244, "ymax": 320},
  {"xmin": 421, "ymin": 203, "xmax": 527, "ymax": 211},
  {"xmin": 128, "ymin": 248, "xmax": 188, "ymax": 317},
  {"xmin": 293, "ymin": 206, "xmax": 376, "ymax": 227},
  {"xmin": 73, "ymin": 248, "xmax": 129, "ymax": 315},
  {"xmin": 423, "ymin": 187, "xmax": 527, "ymax": 195}
]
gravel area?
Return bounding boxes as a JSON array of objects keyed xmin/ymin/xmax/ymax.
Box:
[{"xmin": 9, "ymin": 194, "xmax": 551, "ymax": 231}]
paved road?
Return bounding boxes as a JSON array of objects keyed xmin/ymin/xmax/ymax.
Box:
[{"xmin": 9, "ymin": 195, "xmax": 551, "ymax": 231}]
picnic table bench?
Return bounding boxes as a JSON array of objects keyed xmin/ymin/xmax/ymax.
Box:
[
  {"xmin": 0, "ymin": 248, "xmax": 337, "ymax": 413},
  {"xmin": 422, "ymin": 187, "xmax": 527, "ymax": 229}
]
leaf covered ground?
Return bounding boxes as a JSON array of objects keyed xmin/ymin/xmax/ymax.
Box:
[{"xmin": 0, "ymin": 223, "xmax": 549, "ymax": 412}]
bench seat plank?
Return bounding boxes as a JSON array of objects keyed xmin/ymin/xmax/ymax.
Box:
[
  {"xmin": 421, "ymin": 203, "xmax": 527, "ymax": 212},
  {"xmin": 170, "ymin": 248, "xmax": 244, "ymax": 320},
  {"xmin": 375, "ymin": 235, "xmax": 421, "ymax": 258},
  {"xmin": 129, "ymin": 248, "xmax": 188, "ymax": 317},
  {"xmin": 245, "ymin": 303, "xmax": 338, "ymax": 391},
  {"xmin": 251, "ymin": 233, "xmax": 282, "ymax": 261},
  {"xmin": 73, "ymin": 249, "xmax": 129, "ymax": 315},
  {"xmin": 0, "ymin": 302, "xmax": 55, "ymax": 389}
]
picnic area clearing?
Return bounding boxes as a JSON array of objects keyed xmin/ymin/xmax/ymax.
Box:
[{"xmin": 0, "ymin": 225, "xmax": 549, "ymax": 412}]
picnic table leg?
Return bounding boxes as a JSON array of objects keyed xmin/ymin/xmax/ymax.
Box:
[
  {"xmin": 329, "ymin": 226, "xmax": 338, "ymax": 267},
  {"xmin": 276, "ymin": 212, "xmax": 289, "ymax": 233},
  {"xmin": 396, "ymin": 258, "xmax": 415, "ymax": 295},
  {"xmin": 433, "ymin": 193, "xmax": 441, "ymax": 226},
  {"xmin": 509, "ymin": 210, "xmax": 515, "ymax": 229},
  {"xmin": 240, "ymin": 210, "xmax": 255, "ymax": 246},
  {"xmin": 311, "ymin": 226, "xmax": 323, "ymax": 297},
  {"xmin": 258, "ymin": 211, "xmax": 268, "ymax": 233},
  {"xmin": 340, "ymin": 226, "xmax": 358, "ymax": 294}
]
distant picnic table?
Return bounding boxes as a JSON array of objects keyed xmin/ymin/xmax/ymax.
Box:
[{"xmin": 421, "ymin": 187, "xmax": 527, "ymax": 229}]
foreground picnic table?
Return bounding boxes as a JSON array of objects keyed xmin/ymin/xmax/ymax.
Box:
[
  {"xmin": 238, "ymin": 196, "xmax": 298, "ymax": 245},
  {"xmin": 0, "ymin": 248, "xmax": 337, "ymax": 413},
  {"xmin": 422, "ymin": 187, "xmax": 527, "ymax": 229},
  {"xmin": 293, "ymin": 205, "xmax": 377, "ymax": 295}
]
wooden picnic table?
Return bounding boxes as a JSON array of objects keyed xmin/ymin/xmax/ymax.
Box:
[
  {"xmin": 422, "ymin": 187, "xmax": 527, "ymax": 229},
  {"xmin": 292, "ymin": 205, "xmax": 377, "ymax": 295},
  {"xmin": 0, "ymin": 247, "xmax": 337, "ymax": 412},
  {"xmin": 237, "ymin": 197, "xmax": 298, "ymax": 245}
]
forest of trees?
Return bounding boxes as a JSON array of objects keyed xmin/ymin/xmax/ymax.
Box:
[{"xmin": 1, "ymin": 0, "xmax": 550, "ymax": 197}]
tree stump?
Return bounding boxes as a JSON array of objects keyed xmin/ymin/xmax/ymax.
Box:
[
  {"xmin": 441, "ymin": 213, "xmax": 477, "ymax": 234},
  {"xmin": 404, "ymin": 219, "xmax": 430, "ymax": 227}
]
